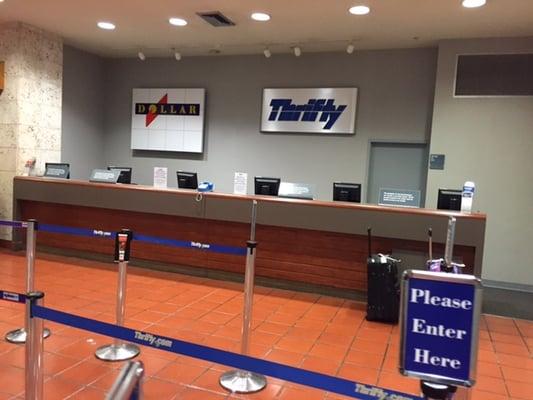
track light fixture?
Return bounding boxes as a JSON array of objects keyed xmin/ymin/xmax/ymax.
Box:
[
  {"xmin": 137, "ymin": 51, "xmax": 146, "ymax": 61},
  {"xmin": 263, "ymin": 48, "xmax": 272, "ymax": 58},
  {"xmin": 293, "ymin": 46, "xmax": 302, "ymax": 57},
  {"xmin": 346, "ymin": 43, "xmax": 355, "ymax": 54}
]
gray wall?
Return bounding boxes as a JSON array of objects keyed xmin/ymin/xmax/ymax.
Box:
[
  {"xmin": 426, "ymin": 37, "xmax": 533, "ymax": 286},
  {"xmin": 61, "ymin": 46, "xmax": 105, "ymax": 179},
  {"xmin": 60, "ymin": 39, "xmax": 533, "ymax": 291},
  {"xmin": 102, "ymin": 49, "xmax": 437, "ymax": 200}
]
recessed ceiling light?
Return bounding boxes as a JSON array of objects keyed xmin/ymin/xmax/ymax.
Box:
[
  {"xmin": 169, "ymin": 17, "xmax": 188, "ymax": 26},
  {"xmin": 462, "ymin": 0, "xmax": 486, "ymax": 8},
  {"xmin": 349, "ymin": 5, "xmax": 370, "ymax": 15},
  {"xmin": 97, "ymin": 21, "xmax": 116, "ymax": 30},
  {"xmin": 251, "ymin": 12, "xmax": 271, "ymax": 22}
]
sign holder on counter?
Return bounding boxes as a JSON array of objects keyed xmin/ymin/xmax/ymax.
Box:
[
  {"xmin": 399, "ymin": 270, "xmax": 482, "ymax": 398},
  {"xmin": 233, "ymin": 172, "xmax": 248, "ymax": 195},
  {"xmin": 378, "ymin": 188, "xmax": 421, "ymax": 208}
]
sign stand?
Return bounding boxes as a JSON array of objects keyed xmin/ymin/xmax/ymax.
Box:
[
  {"xmin": 420, "ymin": 381, "xmax": 458, "ymax": 400},
  {"xmin": 219, "ymin": 200, "xmax": 267, "ymax": 393},
  {"xmin": 95, "ymin": 229, "xmax": 140, "ymax": 361}
]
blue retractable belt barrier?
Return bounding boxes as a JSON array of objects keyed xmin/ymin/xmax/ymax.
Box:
[
  {"xmin": 0, "ymin": 220, "xmax": 27, "ymax": 229},
  {"xmin": 35, "ymin": 223, "xmax": 246, "ymax": 256},
  {"xmin": 0, "ymin": 290, "xmax": 26, "ymax": 304},
  {"xmin": 32, "ymin": 305, "xmax": 421, "ymax": 400},
  {"xmin": 133, "ymin": 233, "xmax": 247, "ymax": 256},
  {"xmin": 208, "ymin": 243, "xmax": 248, "ymax": 256},
  {"xmin": 38, "ymin": 223, "xmax": 116, "ymax": 239}
]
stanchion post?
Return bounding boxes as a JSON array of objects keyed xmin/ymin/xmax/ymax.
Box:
[
  {"xmin": 240, "ymin": 239, "xmax": 257, "ymax": 357},
  {"xmin": 26, "ymin": 219, "xmax": 37, "ymax": 292},
  {"xmin": 25, "ymin": 291, "xmax": 44, "ymax": 400},
  {"xmin": 106, "ymin": 360, "xmax": 145, "ymax": 400},
  {"xmin": 220, "ymin": 200, "xmax": 267, "ymax": 393},
  {"xmin": 249, "ymin": 199, "xmax": 257, "ymax": 242},
  {"xmin": 95, "ymin": 229, "xmax": 140, "ymax": 361},
  {"xmin": 114, "ymin": 255, "xmax": 128, "ymax": 349},
  {"xmin": 5, "ymin": 219, "xmax": 50, "ymax": 343}
]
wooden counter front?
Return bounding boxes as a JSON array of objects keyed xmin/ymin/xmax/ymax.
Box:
[{"xmin": 13, "ymin": 177, "xmax": 486, "ymax": 292}]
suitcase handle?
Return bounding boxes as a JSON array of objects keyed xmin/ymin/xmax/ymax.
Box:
[
  {"xmin": 367, "ymin": 227, "xmax": 372, "ymax": 258},
  {"xmin": 377, "ymin": 253, "xmax": 401, "ymax": 263},
  {"xmin": 444, "ymin": 217, "xmax": 456, "ymax": 267},
  {"xmin": 428, "ymin": 228, "xmax": 433, "ymax": 261}
]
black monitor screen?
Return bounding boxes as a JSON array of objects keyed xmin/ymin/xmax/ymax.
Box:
[
  {"xmin": 107, "ymin": 166, "xmax": 132, "ymax": 184},
  {"xmin": 44, "ymin": 163, "xmax": 70, "ymax": 179},
  {"xmin": 177, "ymin": 171, "xmax": 198, "ymax": 189},
  {"xmin": 254, "ymin": 177, "xmax": 281, "ymax": 196},
  {"xmin": 333, "ymin": 182, "xmax": 361, "ymax": 203},
  {"xmin": 437, "ymin": 189, "xmax": 462, "ymax": 211}
]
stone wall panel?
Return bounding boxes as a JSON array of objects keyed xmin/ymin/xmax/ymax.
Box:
[{"xmin": 0, "ymin": 22, "xmax": 62, "ymax": 235}]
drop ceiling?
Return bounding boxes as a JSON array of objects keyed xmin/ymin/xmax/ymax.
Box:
[{"xmin": 1, "ymin": 0, "xmax": 532, "ymax": 57}]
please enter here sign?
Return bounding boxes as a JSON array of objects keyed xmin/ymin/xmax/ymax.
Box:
[{"xmin": 399, "ymin": 270, "xmax": 482, "ymax": 387}]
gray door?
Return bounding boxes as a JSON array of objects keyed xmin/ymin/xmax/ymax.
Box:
[{"xmin": 367, "ymin": 142, "xmax": 428, "ymax": 206}]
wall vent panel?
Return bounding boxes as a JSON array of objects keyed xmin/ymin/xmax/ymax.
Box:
[{"xmin": 455, "ymin": 54, "xmax": 533, "ymax": 96}]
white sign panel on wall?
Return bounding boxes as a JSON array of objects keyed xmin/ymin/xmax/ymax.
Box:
[
  {"xmin": 131, "ymin": 88, "xmax": 205, "ymax": 153},
  {"xmin": 261, "ymin": 88, "xmax": 358, "ymax": 134}
]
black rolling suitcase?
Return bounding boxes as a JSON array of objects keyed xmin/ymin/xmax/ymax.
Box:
[{"xmin": 365, "ymin": 227, "xmax": 400, "ymax": 323}]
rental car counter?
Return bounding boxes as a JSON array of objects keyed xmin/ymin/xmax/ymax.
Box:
[{"xmin": 12, "ymin": 176, "xmax": 486, "ymax": 295}]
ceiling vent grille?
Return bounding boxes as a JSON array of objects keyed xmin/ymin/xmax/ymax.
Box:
[{"xmin": 197, "ymin": 11, "xmax": 235, "ymax": 27}]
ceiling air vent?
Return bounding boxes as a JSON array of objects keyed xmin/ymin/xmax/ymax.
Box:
[{"xmin": 197, "ymin": 11, "xmax": 235, "ymax": 27}]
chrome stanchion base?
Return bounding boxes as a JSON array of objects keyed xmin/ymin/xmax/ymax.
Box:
[
  {"xmin": 219, "ymin": 370, "xmax": 267, "ymax": 393},
  {"xmin": 95, "ymin": 343, "xmax": 140, "ymax": 362},
  {"xmin": 5, "ymin": 327, "xmax": 51, "ymax": 344}
]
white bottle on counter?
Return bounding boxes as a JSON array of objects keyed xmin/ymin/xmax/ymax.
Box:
[{"xmin": 461, "ymin": 181, "xmax": 475, "ymax": 213}]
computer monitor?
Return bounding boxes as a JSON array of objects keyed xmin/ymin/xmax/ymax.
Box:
[
  {"xmin": 437, "ymin": 189, "xmax": 462, "ymax": 211},
  {"xmin": 107, "ymin": 166, "xmax": 132, "ymax": 184},
  {"xmin": 333, "ymin": 182, "xmax": 361, "ymax": 203},
  {"xmin": 44, "ymin": 163, "xmax": 70, "ymax": 179},
  {"xmin": 254, "ymin": 177, "xmax": 281, "ymax": 196},
  {"xmin": 177, "ymin": 171, "xmax": 198, "ymax": 189}
]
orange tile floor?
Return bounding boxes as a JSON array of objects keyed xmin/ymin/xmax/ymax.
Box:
[{"xmin": 0, "ymin": 249, "xmax": 532, "ymax": 400}]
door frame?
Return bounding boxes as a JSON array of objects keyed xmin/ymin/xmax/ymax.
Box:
[{"xmin": 365, "ymin": 139, "xmax": 429, "ymax": 205}]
